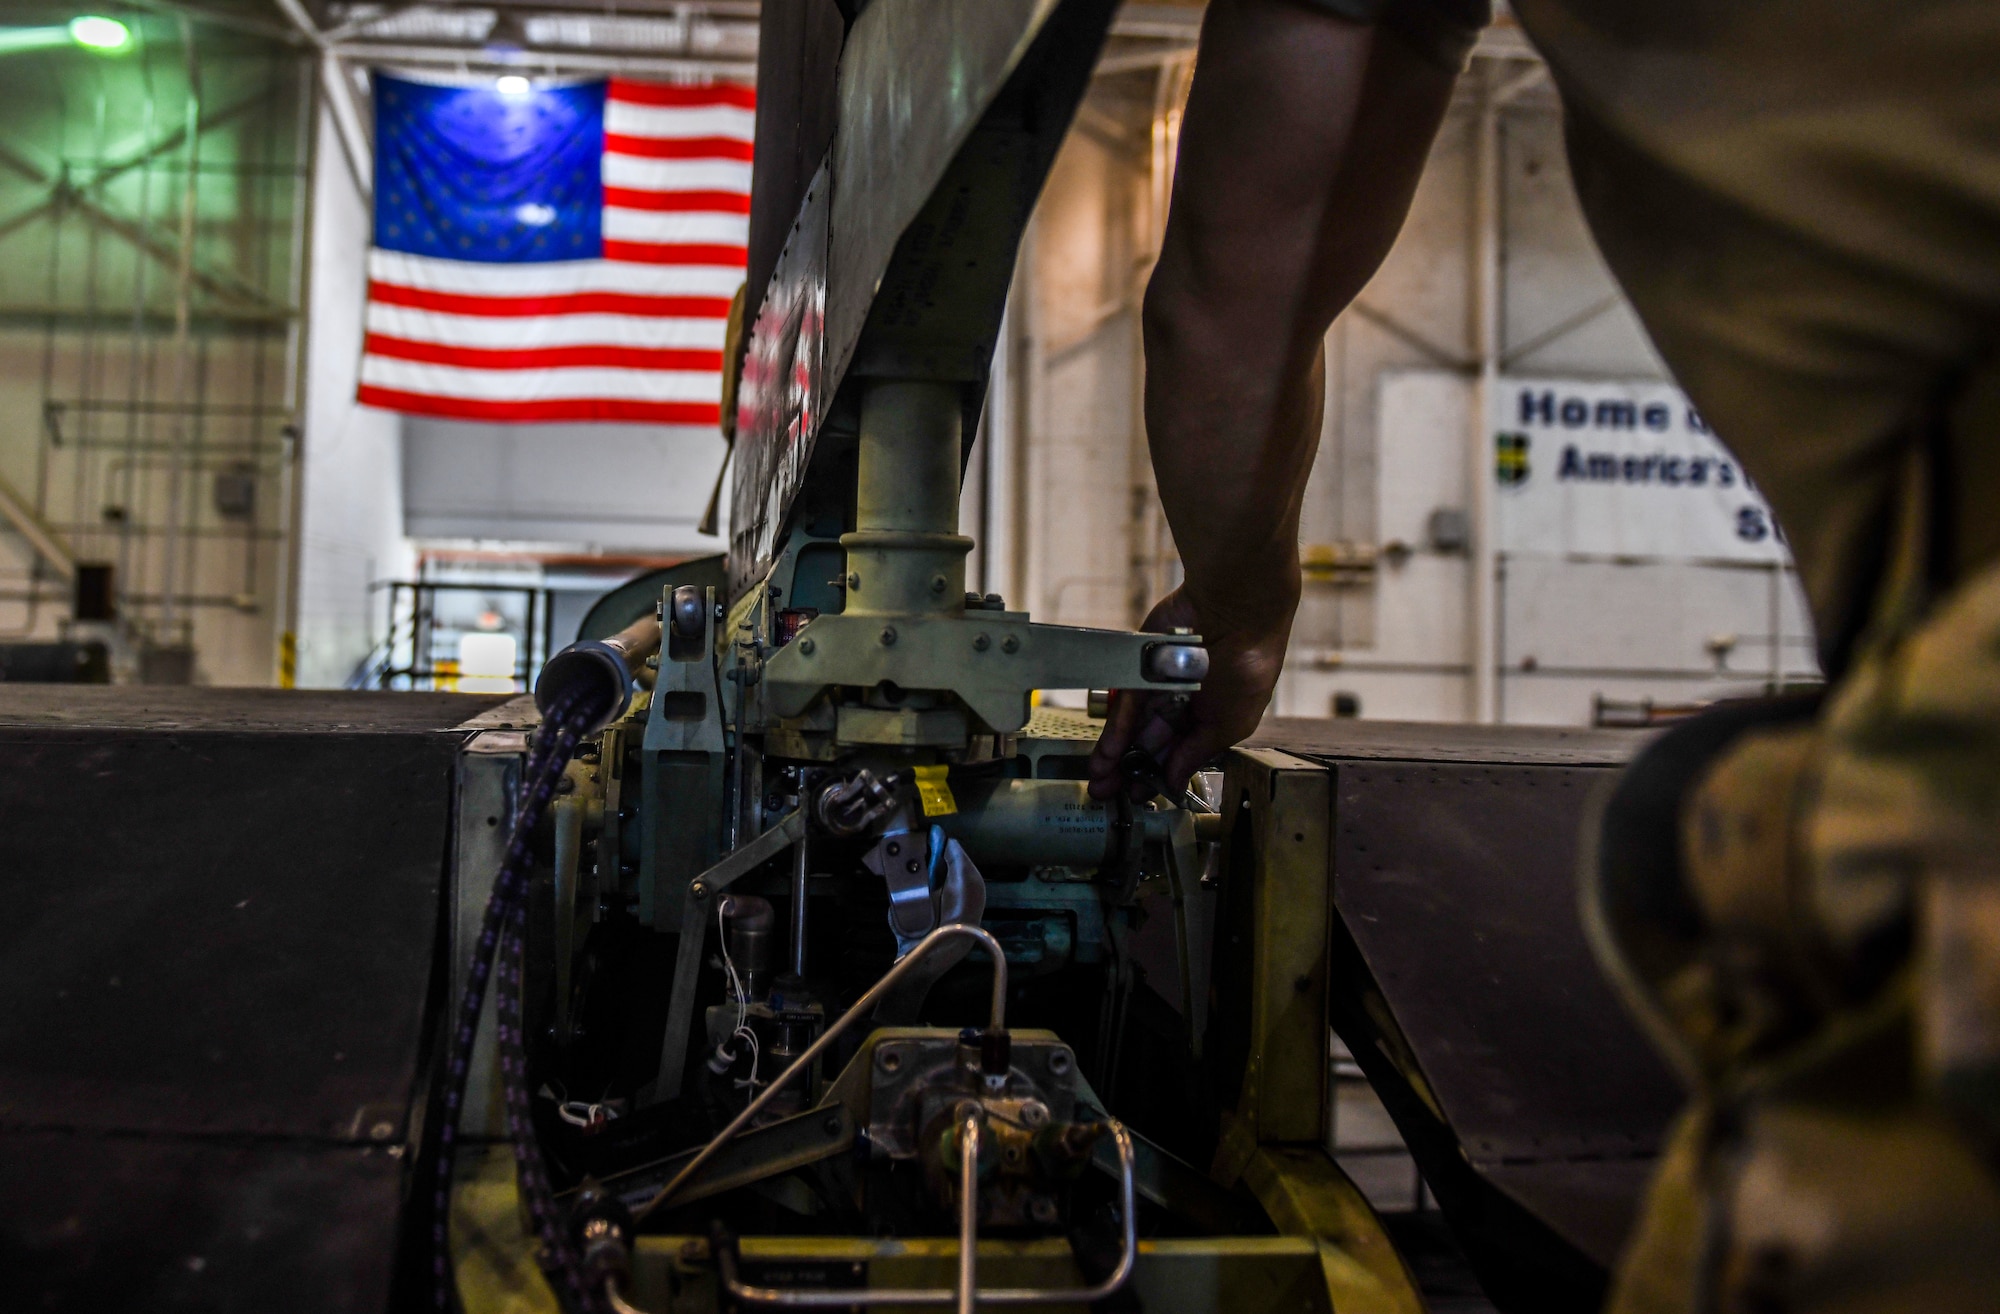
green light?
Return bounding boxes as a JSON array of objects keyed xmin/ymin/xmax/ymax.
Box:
[{"xmin": 68, "ymin": 16, "xmax": 131, "ymax": 51}]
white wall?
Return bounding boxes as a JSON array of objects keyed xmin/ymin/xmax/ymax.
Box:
[
  {"xmin": 402, "ymin": 417, "xmax": 728, "ymax": 554},
  {"xmin": 293, "ymin": 107, "xmax": 412, "ymax": 689},
  {"xmin": 1004, "ymin": 52, "xmax": 1821, "ymax": 730}
]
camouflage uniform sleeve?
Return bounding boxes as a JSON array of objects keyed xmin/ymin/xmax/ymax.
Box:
[{"xmin": 1810, "ymin": 560, "xmax": 2000, "ymax": 1145}]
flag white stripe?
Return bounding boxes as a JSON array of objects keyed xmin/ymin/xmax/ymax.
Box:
[
  {"xmin": 601, "ymin": 209, "xmax": 749, "ymax": 245},
  {"xmin": 361, "ymin": 357, "xmax": 722, "ymax": 402},
  {"xmin": 602, "ymin": 156, "xmax": 752, "ymax": 193},
  {"xmin": 368, "ymin": 250, "xmax": 743, "ymax": 298},
  {"xmin": 365, "ymin": 303, "xmax": 726, "ymax": 350},
  {"xmin": 603, "ymin": 102, "xmax": 756, "ymax": 140},
  {"xmin": 363, "ymin": 78, "xmax": 751, "ymax": 423}
]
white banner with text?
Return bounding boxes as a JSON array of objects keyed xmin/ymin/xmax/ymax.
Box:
[{"xmin": 1490, "ymin": 377, "xmax": 1789, "ymax": 563}]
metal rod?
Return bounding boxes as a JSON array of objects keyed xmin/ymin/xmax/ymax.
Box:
[
  {"xmin": 332, "ymin": 41, "xmax": 755, "ymax": 79},
  {"xmin": 632, "ymin": 923, "xmax": 1008, "ymax": 1222},
  {"xmin": 710, "ymin": 1123, "xmax": 1137, "ymax": 1307},
  {"xmin": 790, "ymin": 825, "xmax": 810, "ymax": 977},
  {"xmin": 1468, "ymin": 65, "xmax": 1504, "ymax": 726},
  {"xmin": 957, "ymin": 1114, "xmax": 980, "ymax": 1314}
]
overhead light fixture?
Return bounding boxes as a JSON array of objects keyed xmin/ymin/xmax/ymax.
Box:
[
  {"xmin": 68, "ymin": 15, "xmax": 131, "ymax": 51},
  {"xmin": 495, "ymin": 74, "xmax": 532, "ymax": 96},
  {"xmin": 485, "ymin": 10, "xmax": 530, "ymax": 55}
]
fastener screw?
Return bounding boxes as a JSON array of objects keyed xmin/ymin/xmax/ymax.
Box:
[
  {"xmin": 691, "ymin": 881, "xmax": 710, "ymax": 900},
  {"xmin": 973, "ymin": 634, "xmax": 990, "ymax": 652},
  {"xmin": 930, "ymin": 574, "xmax": 947, "ymax": 593},
  {"xmin": 847, "ymin": 572, "xmax": 861, "ymax": 591},
  {"xmin": 799, "ymin": 637, "xmax": 815, "ymax": 655},
  {"xmin": 880, "ymin": 626, "xmax": 897, "ymax": 646},
  {"xmin": 1001, "ymin": 635, "xmax": 1019, "ymax": 654}
]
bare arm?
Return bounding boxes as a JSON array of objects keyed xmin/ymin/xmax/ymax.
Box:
[{"xmin": 1089, "ymin": 0, "xmax": 1462, "ymax": 799}]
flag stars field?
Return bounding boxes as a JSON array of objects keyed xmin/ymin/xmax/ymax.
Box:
[{"xmin": 359, "ymin": 74, "xmax": 753, "ymax": 425}]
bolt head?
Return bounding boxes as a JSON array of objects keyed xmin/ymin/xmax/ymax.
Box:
[
  {"xmin": 1047, "ymin": 1048, "xmax": 1073, "ymax": 1075},
  {"xmin": 930, "ymin": 574, "xmax": 947, "ymax": 593},
  {"xmin": 905, "ymin": 858, "xmax": 921, "ymax": 874},
  {"xmin": 880, "ymin": 626, "xmax": 897, "ymax": 647},
  {"xmin": 973, "ymin": 634, "xmax": 990, "ymax": 652},
  {"xmin": 799, "ymin": 637, "xmax": 815, "ymax": 655},
  {"xmin": 1001, "ymin": 635, "xmax": 1019, "ymax": 654},
  {"xmin": 691, "ymin": 881, "xmax": 710, "ymax": 900},
  {"xmin": 846, "ymin": 572, "xmax": 861, "ymax": 591},
  {"xmin": 877, "ymin": 1047, "xmax": 903, "ymax": 1073}
]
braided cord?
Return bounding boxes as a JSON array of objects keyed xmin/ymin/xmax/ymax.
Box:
[{"xmin": 432, "ymin": 690, "xmax": 607, "ymax": 1314}]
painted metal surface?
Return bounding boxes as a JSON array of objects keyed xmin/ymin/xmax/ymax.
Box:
[
  {"xmin": 1325, "ymin": 759, "xmax": 1681, "ymax": 1267},
  {"xmin": 1209, "ymin": 748, "xmax": 1333, "ymax": 1146},
  {"xmin": 0, "ymin": 687, "xmax": 487, "ymax": 1311},
  {"xmin": 727, "ymin": 0, "xmax": 1119, "ymax": 598},
  {"xmin": 823, "ymin": 0, "xmax": 1057, "ymax": 387},
  {"xmin": 732, "ymin": 157, "xmax": 831, "ymax": 593}
]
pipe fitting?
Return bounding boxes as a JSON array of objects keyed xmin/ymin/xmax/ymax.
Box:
[{"xmin": 534, "ymin": 614, "xmax": 662, "ymax": 733}]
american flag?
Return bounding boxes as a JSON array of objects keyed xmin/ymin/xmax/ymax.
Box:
[{"xmin": 358, "ymin": 73, "xmax": 754, "ymax": 425}]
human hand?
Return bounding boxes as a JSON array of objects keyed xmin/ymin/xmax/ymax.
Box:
[{"xmin": 1086, "ymin": 586, "xmax": 1293, "ymax": 802}]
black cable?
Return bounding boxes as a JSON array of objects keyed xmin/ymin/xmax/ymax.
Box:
[{"xmin": 431, "ymin": 687, "xmax": 609, "ymax": 1314}]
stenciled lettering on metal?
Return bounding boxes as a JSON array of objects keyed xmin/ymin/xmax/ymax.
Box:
[{"xmin": 732, "ymin": 159, "xmax": 829, "ymax": 594}]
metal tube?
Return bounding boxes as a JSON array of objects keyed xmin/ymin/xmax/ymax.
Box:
[
  {"xmin": 790, "ymin": 826, "xmax": 810, "ymax": 977},
  {"xmin": 159, "ymin": 14, "xmax": 202, "ymax": 635},
  {"xmin": 936, "ymin": 779, "xmax": 1122, "ymax": 871},
  {"xmin": 534, "ymin": 613, "xmax": 662, "ymax": 732},
  {"xmin": 709, "ymin": 1123, "xmax": 1137, "ymax": 1307},
  {"xmin": 957, "ymin": 1115, "xmax": 980, "ymax": 1314},
  {"xmin": 633, "ymin": 923, "xmax": 1008, "ymax": 1222},
  {"xmin": 842, "ymin": 379, "xmax": 972, "ymax": 619},
  {"xmin": 856, "ymin": 380, "xmax": 961, "ymax": 536}
]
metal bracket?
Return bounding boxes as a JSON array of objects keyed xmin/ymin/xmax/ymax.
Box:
[
  {"xmin": 644, "ymin": 809, "xmax": 808, "ymax": 1104},
  {"xmin": 761, "ymin": 612, "xmax": 1202, "ymax": 734},
  {"xmin": 592, "ymin": 1103, "xmax": 854, "ymax": 1213}
]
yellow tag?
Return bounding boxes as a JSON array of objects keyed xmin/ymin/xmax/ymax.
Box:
[{"xmin": 913, "ymin": 764, "xmax": 957, "ymax": 817}]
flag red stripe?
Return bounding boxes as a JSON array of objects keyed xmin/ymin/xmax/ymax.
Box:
[
  {"xmin": 367, "ymin": 281, "xmax": 731, "ymax": 320},
  {"xmin": 607, "ymin": 80, "xmax": 755, "ymax": 110},
  {"xmin": 364, "ymin": 334, "xmax": 723, "ymax": 373},
  {"xmin": 604, "ymin": 133, "xmax": 755, "ymax": 162},
  {"xmin": 359, "ymin": 385, "xmax": 721, "ymax": 426},
  {"xmin": 601, "ymin": 240, "xmax": 748, "ymax": 266},
  {"xmin": 602, "ymin": 187, "xmax": 751, "ymax": 214},
  {"xmin": 361, "ymin": 77, "xmax": 751, "ymax": 424}
]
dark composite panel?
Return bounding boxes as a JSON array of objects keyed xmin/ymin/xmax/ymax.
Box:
[
  {"xmin": 0, "ymin": 688, "xmax": 504, "ymax": 1312},
  {"xmin": 741, "ymin": 0, "xmax": 847, "ymax": 350},
  {"xmin": 1323, "ymin": 755, "xmax": 1683, "ymax": 1267}
]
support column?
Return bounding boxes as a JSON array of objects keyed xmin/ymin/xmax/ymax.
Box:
[
  {"xmin": 1469, "ymin": 71, "xmax": 1502, "ymax": 725},
  {"xmin": 842, "ymin": 380, "xmax": 974, "ymax": 619}
]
